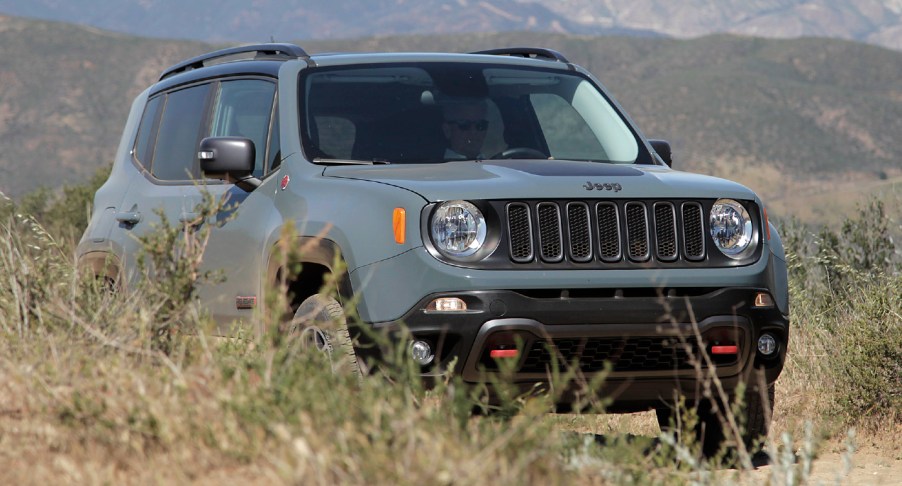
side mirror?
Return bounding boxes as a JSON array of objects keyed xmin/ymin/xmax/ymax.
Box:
[
  {"xmin": 648, "ymin": 139, "xmax": 672, "ymax": 167},
  {"xmin": 198, "ymin": 137, "xmax": 261, "ymax": 191}
]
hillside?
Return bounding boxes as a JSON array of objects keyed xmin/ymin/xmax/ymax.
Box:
[
  {"xmin": 1, "ymin": 0, "xmax": 902, "ymax": 51},
  {"xmin": 1, "ymin": 16, "xmax": 901, "ymax": 222},
  {"xmin": 0, "ymin": 16, "xmax": 209, "ymax": 198}
]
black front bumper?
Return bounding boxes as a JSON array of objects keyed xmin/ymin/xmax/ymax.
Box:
[{"xmin": 361, "ymin": 287, "xmax": 788, "ymax": 410}]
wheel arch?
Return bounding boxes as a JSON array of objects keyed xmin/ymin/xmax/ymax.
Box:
[
  {"xmin": 77, "ymin": 251, "xmax": 123, "ymax": 288},
  {"xmin": 266, "ymin": 236, "xmax": 353, "ymax": 313}
]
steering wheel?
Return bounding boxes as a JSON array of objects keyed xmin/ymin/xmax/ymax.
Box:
[{"xmin": 491, "ymin": 147, "xmax": 548, "ymax": 160}]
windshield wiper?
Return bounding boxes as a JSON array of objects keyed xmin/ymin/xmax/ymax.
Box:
[{"xmin": 312, "ymin": 158, "xmax": 391, "ymax": 166}]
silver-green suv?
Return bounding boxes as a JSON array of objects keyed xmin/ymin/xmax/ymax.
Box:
[{"xmin": 78, "ymin": 44, "xmax": 789, "ymax": 454}]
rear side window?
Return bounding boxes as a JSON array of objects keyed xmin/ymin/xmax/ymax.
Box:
[
  {"xmin": 152, "ymin": 84, "xmax": 210, "ymax": 180},
  {"xmin": 209, "ymin": 79, "xmax": 276, "ymax": 178},
  {"xmin": 134, "ymin": 96, "xmax": 162, "ymax": 167}
]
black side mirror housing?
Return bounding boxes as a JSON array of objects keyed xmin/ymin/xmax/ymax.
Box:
[
  {"xmin": 198, "ymin": 137, "xmax": 260, "ymax": 191},
  {"xmin": 648, "ymin": 139, "xmax": 672, "ymax": 167}
]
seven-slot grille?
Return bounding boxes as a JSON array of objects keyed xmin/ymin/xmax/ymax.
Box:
[{"xmin": 506, "ymin": 201, "xmax": 708, "ymax": 264}]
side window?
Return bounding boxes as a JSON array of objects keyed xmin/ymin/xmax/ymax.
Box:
[
  {"xmin": 210, "ymin": 79, "xmax": 276, "ymax": 178},
  {"xmin": 133, "ymin": 96, "xmax": 163, "ymax": 168},
  {"xmin": 152, "ymin": 84, "xmax": 210, "ymax": 181}
]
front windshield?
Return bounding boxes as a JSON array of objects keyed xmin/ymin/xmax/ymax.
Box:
[{"xmin": 301, "ymin": 63, "xmax": 642, "ymax": 164}]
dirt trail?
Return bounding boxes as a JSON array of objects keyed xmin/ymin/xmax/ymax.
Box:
[{"xmin": 749, "ymin": 446, "xmax": 902, "ymax": 485}]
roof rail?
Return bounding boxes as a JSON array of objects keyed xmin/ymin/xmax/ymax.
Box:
[
  {"xmin": 469, "ymin": 47, "xmax": 569, "ymax": 64},
  {"xmin": 159, "ymin": 43, "xmax": 309, "ymax": 80}
]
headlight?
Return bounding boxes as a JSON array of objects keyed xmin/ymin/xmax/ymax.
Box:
[
  {"xmin": 709, "ymin": 199, "xmax": 756, "ymax": 259},
  {"xmin": 430, "ymin": 200, "xmax": 487, "ymax": 258}
]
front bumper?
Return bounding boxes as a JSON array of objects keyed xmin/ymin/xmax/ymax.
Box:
[
  {"xmin": 350, "ymin": 245, "xmax": 789, "ymax": 323},
  {"xmin": 358, "ymin": 287, "xmax": 788, "ymax": 410},
  {"xmin": 349, "ymin": 246, "xmax": 788, "ymax": 409}
]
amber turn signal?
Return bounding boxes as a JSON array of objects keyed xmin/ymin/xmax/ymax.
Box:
[
  {"xmin": 393, "ymin": 207, "xmax": 406, "ymax": 244},
  {"xmin": 753, "ymin": 292, "xmax": 774, "ymax": 308}
]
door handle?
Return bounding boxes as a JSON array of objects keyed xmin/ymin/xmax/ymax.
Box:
[{"xmin": 115, "ymin": 211, "xmax": 142, "ymax": 225}]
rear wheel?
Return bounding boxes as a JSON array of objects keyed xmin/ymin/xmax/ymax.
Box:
[
  {"xmin": 289, "ymin": 294, "xmax": 362, "ymax": 376},
  {"xmin": 656, "ymin": 384, "xmax": 774, "ymax": 457}
]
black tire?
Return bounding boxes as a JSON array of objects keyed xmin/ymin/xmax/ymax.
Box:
[
  {"xmin": 741, "ymin": 383, "xmax": 774, "ymax": 449},
  {"xmin": 656, "ymin": 384, "xmax": 774, "ymax": 458},
  {"xmin": 290, "ymin": 294, "xmax": 362, "ymax": 376}
]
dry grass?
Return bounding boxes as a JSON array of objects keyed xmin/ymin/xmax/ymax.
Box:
[{"xmin": 1, "ymin": 189, "xmax": 900, "ymax": 485}]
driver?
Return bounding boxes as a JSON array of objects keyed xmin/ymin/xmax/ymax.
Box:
[{"xmin": 441, "ymin": 98, "xmax": 489, "ymax": 160}]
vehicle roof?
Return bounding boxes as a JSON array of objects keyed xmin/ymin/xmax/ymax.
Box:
[
  {"xmin": 153, "ymin": 59, "xmax": 283, "ymax": 94},
  {"xmin": 153, "ymin": 49, "xmax": 574, "ymax": 93},
  {"xmin": 307, "ymin": 51, "xmax": 573, "ymax": 70}
]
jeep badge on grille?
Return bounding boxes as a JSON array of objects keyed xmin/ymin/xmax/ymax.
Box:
[{"xmin": 584, "ymin": 181, "xmax": 622, "ymax": 192}]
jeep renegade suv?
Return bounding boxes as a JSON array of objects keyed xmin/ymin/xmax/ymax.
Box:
[{"xmin": 78, "ymin": 44, "xmax": 790, "ymax": 453}]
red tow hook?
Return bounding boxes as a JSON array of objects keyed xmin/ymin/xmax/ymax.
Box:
[
  {"xmin": 490, "ymin": 349, "xmax": 519, "ymax": 359},
  {"xmin": 711, "ymin": 345, "xmax": 739, "ymax": 355}
]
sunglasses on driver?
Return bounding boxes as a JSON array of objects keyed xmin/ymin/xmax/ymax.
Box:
[{"xmin": 445, "ymin": 119, "xmax": 489, "ymax": 131}]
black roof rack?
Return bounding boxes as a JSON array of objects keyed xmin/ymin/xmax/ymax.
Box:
[
  {"xmin": 469, "ymin": 47, "xmax": 570, "ymax": 64},
  {"xmin": 159, "ymin": 43, "xmax": 309, "ymax": 80}
]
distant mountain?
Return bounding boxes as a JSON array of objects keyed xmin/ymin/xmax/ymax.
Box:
[
  {"xmin": 0, "ymin": 0, "xmax": 658, "ymax": 43},
  {"xmin": 528, "ymin": 0, "xmax": 902, "ymax": 51},
  {"xmin": 0, "ymin": 0, "xmax": 901, "ymax": 50},
  {"xmin": 1, "ymin": 15, "xmax": 901, "ymax": 224}
]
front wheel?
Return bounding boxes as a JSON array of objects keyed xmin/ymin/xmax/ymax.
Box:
[
  {"xmin": 656, "ymin": 384, "xmax": 774, "ymax": 457},
  {"xmin": 289, "ymin": 294, "xmax": 362, "ymax": 376}
]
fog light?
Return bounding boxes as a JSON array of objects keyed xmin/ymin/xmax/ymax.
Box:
[
  {"xmin": 410, "ymin": 340, "xmax": 434, "ymax": 365},
  {"xmin": 426, "ymin": 297, "xmax": 467, "ymax": 312},
  {"xmin": 753, "ymin": 292, "xmax": 774, "ymax": 308},
  {"xmin": 758, "ymin": 334, "xmax": 777, "ymax": 356}
]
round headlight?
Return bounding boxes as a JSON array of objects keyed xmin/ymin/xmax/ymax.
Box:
[
  {"xmin": 709, "ymin": 199, "xmax": 755, "ymax": 259},
  {"xmin": 430, "ymin": 200, "xmax": 486, "ymax": 258}
]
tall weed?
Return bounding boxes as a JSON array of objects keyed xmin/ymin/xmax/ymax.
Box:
[{"xmin": 1, "ymin": 180, "xmax": 900, "ymax": 483}]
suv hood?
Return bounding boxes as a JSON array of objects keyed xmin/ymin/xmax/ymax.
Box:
[{"xmin": 323, "ymin": 159, "xmax": 756, "ymax": 202}]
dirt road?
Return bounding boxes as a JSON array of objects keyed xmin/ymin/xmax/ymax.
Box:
[{"xmin": 749, "ymin": 446, "xmax": 901, "ymax": 485}]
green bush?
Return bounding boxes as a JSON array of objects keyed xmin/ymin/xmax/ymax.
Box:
[
  {"xmin": 828, "ymin": 274, "xmax": 902, "ymax": 420},
  {"xmin": 780, "ymin": 198, "xmax": 901, "ymax": 425},
  {"xmin": 14, "ymin": 164, "xmax": 111, "ymax": 245}
]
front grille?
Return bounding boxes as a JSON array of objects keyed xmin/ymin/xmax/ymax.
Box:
[
  {"xmin": 625, "ymin": 203, "xmax": 650, "ymax": 261},
  {"xmin": 503, "ymin": 199, "xmax": 715, "ymax": 266},
  {"xmin": 654, "ymin": 203, "xmax": 678, "ymax": 261},
  {"xmin": 596, "ymin": 202, "xmax": 621, "ymax": 262},
  {"xmin": 519, "ymin": 336, "xmax": 704, "ymax": 373},
  {"xmin": 507, "ymin": 203, "xmax": 533, "ymax": 262},
  {"xmin": 537, "ymin": 203, "xmax": 563, "ymax": 262},
  {"xmin": 682, "ymin": 203, "xmax": 705, "ymax": 260},
  {"xmin": 566, "ymin": 203, "xmax": 592, "ymax": 262}
]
